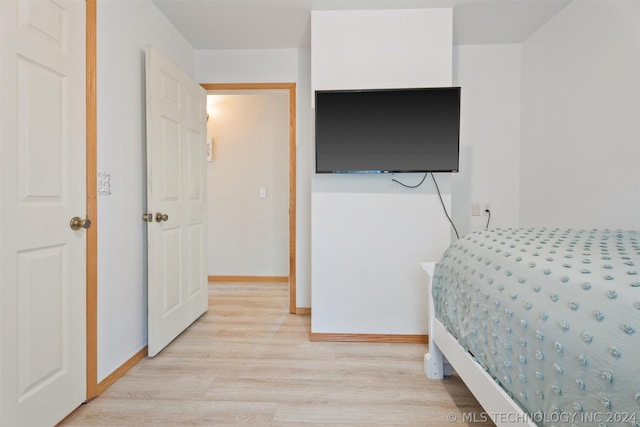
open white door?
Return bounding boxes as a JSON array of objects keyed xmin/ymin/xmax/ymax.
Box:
[
  {"xmin": 0, "ymin": 1, "xmax": 87, "ymax": 425},
  {"xmin": 145, "ymin": 46, "xmax": 208, "ymax": 357}
]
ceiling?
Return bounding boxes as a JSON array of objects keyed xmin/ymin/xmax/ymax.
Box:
[{"xmin": 153, "ymin": 0, "xmax": 572, "ymax": 50}]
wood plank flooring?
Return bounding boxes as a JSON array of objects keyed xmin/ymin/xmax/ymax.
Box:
[{"xmin": 60, "ymin": 282, "xmax": 493, "ymax": 426}]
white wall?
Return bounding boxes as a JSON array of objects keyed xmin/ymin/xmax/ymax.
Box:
[
  {"xmin": 196, "ymin": 48, "xmax": 313, "ymax": 307},
  {"xmin": 520, "ymin": 1, "xmax": 640, "ymax": 229},
  {"xmin": 196, "ymin": 49, "xmax": 298, "ymax": 83},
  {"xmin": 206, "ymin": 93, "xmax": 289, "ymax": 276},
  {"xmin": 310, "ymin": 9, "xmax": 454, "ymax": 335},
  {"xmin": 311, "ymin": 9, "xmax": 453, "ymax": 94},
  {"xmin": 452, "ymin": 44, "xmax": 522, "ymax": 236},
  {"xmin": 96, "ymin": 0, "xmax": 194, "ymax": 381}
]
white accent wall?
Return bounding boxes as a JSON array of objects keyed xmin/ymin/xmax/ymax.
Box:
[
  {"xmin": 310, "ymin": 9, "xmax": 454, "ymax": 335},
  {"xmin": 96, "ymin": 0, "xmax": 194, "ymax": 381},
  {"xmin": 206, "ymin": 93, "xmax": 289, "ymax": 276},
  {"xmin": 311, "ymin": 9, "xmax": 453, "ymax": 94},
  {"xmin": 520, "ymin": 1, "xmax": 640, "ymax": 229}
]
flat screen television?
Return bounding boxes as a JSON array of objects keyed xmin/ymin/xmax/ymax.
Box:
[{"xmin": 315, "ymin": 87, "xmax": 461, "ymax": 174}]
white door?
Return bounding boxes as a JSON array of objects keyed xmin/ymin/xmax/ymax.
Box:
[
  {"xmin": 0, "ymin": 1, "xmax": 87, "ymax": 425},
  {"xmin": 145, "ymin": 46, "xmax": 208, "ymax": 357}
]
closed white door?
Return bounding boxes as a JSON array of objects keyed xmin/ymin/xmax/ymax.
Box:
[
  {"xmin": 145, "ymin": 46, "xmax": 208, "ymax": 357},
  {"xmin": 0, "ymin": 1, "xmax": 87, "ymax": 425}
]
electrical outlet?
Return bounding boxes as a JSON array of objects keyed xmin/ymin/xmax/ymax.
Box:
[
  {"xmin": 472, "ymin": 203, "xmax": 481, "ymax": 216},
  {"xmin": 482, "ymin": 204, "xmax": 491, "ymax": 216}
]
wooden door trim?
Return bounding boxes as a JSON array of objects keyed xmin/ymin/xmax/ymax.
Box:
[
  {"xmin": 86, "ymin": 0, "xmax": 98, "ymax": 400},
  {"xmin": 208, "ymin": 275, "xmax": 289, "ymax": 283},
  {"xmin": 200, "ymin": 83, "xmax": 297, "ymax": 314}
]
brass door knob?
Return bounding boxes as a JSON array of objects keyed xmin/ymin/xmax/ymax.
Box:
[
  {"xmin": 155, "ymin": 212, "xmax": 169, "ymax": 222},
  {"xmin": 142, "ymin": 213, "xmax": 153, "ymax": 222},
  {"xmin": 70, "ymin": 216, "xmax": 92, "ymax": 231}
]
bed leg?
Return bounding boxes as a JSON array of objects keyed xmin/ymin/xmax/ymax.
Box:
[
  {"xmin": 425, "ymin": 343, "xmax": 453, "ymax": 379},
  {"xmin": 422, "ymin": 262, "xmax": 453, "ymax": 379},
  {"xmin": 422, "ymin": 261, "xmax": 452, "ymax": 379},
  {"xmin": 425, "ymin": 343, "xmax": 444, "ymax": 379}
]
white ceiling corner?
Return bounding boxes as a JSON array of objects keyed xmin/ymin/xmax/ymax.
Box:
[{"xmin": 152, "ymin": 0, "xmax": 572, "ymax": 50}]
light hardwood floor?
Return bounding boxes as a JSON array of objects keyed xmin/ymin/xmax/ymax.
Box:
[{"xmin": 61, "ymin": 282, "xmax": 493, "ymax": 426}]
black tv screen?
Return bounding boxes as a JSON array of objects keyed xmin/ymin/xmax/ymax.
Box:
[{"xmin": 315, "ymin": 87, "xmax": 461, "ymax": 174}]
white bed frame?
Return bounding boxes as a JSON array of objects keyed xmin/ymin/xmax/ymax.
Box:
[{"xmin": 421, "ymin": 262, "xmax": 537, "ymax": 427}]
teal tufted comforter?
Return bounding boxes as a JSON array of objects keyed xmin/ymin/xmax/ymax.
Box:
[{"xmin": 432, "ymin": 228, "xmax": 640, "ymax": 426}]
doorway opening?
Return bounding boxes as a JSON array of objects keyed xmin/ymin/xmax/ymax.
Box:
[{"xmin": 201, "ymin": 83, "xmax": 296, "ymax": 314}]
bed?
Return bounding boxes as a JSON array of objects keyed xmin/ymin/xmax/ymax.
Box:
[{"xmin": 423, "ymin": 228, "xmax": 640, "ymax": 427}]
